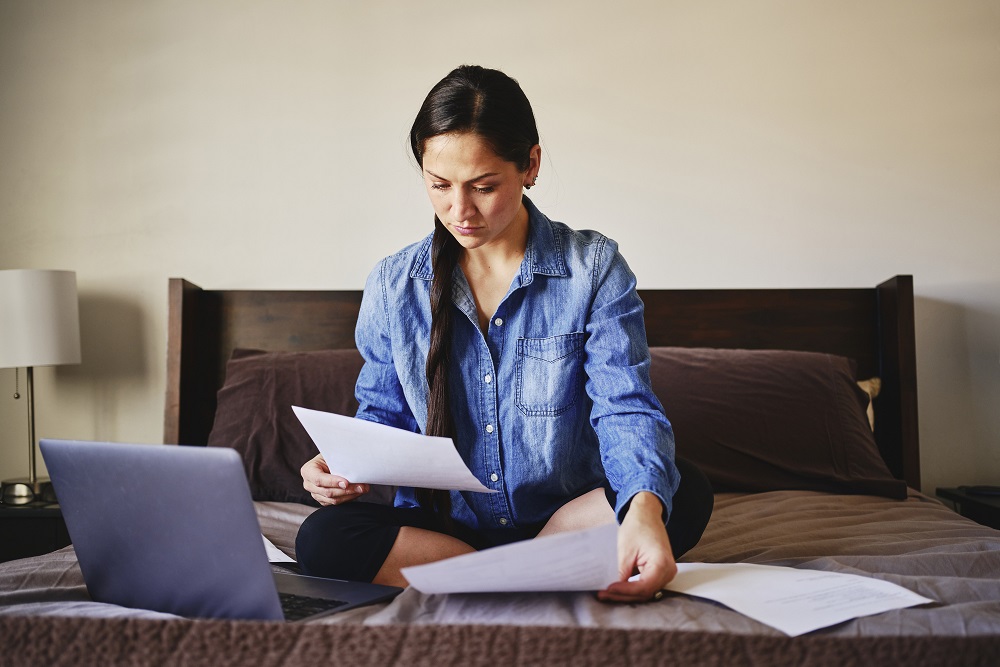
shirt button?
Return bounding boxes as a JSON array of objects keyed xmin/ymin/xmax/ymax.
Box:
[
  {"xmin": 494, "ymin": 317, "xmax": 503, "ymax": 327},
  {"xmin": 499, "ymin": 517, "xmax": 508, "ymax": 525},
  {"xmin": 485, "ymin": 424, "xmax": 494, "ymax": 434},
  {"xmin": 484, "ymin": 374, "xmax": 492, "ymax": 384},
  {"xmin": 490, "ymin": 473, "xmax": 499, "ymax": 482}
]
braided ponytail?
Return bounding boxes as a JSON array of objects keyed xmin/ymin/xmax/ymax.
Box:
[{"xmin": 417, "ymin": 217, "xmax": 459, "ymax": 516}]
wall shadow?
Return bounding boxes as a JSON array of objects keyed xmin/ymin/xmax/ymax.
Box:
[{"xmin": 59, "ymin": 292, "xmax": 149, "ymax": 384}]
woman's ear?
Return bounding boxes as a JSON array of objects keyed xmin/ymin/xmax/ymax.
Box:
[{"xmin": 524, "ymin": 144, "xmax": 542, "ymax": 188}]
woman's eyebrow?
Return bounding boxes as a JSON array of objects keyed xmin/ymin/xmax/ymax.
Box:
[{"xmin": 425, "ymin": 169, "xmax": 501, "ymax": 183}]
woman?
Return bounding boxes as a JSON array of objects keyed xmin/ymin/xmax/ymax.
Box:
[{"xmin": 296, "ymin": 65, "xmax": 713, "ymax": 603}]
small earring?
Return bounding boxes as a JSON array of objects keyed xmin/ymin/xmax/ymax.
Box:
[{"xmin": 525, "ymin": 176, "xmax": 538, "ymax": 189}]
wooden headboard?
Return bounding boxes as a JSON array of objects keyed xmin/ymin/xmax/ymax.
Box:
[{"xmin": 164, "ymin": 275, "xmax": 920, "ymax": 490}]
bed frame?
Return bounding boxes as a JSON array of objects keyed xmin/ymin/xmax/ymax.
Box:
[{"xmin": 163, "ymin": 275, "xmax": 920, "ymax": 490}]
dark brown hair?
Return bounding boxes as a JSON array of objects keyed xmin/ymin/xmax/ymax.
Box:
[{"xmin": 408, "ymin": 65, "xmax": 539, "ymax": 516}]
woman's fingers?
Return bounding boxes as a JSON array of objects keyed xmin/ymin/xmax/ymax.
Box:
[
  {"xmin": 596, "ymin": 568, "xmax": 669, "ymax": 603},
  {"xmin": 301, "ymin": 456, "xmax": 370, "ymax": 506},
  {"xmin": 301, "ymin": 454, "xmax": 337, "ymax": 487},
  {"xmin": 308, "ymin": 484, "xmax": 370, "ymax": 506}
]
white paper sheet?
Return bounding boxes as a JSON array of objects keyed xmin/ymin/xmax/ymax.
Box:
[
  {"xmin": 262, "ymin": 535, "xmax": 295, "ymax": 563},
  {"xmin": 401, "ymin": 522, "xmax": 620, "ymax": 593},
  {"xmin": 665, "ymin": 562, "xmax": 934, "ymax": 636},
  {"xmin": 293, "ymin": 406, "xmax": 496, "ymax": 493},
  {"xmin": 402, "ymin": 522, "xmax": 932, "ymax": 636}
]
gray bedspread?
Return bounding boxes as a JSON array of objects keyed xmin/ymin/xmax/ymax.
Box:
[{"xmin": 2, "ymin": 490, "xmax": 999, "ymax": 637}]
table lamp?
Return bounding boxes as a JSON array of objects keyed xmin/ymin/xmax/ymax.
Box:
[{"xmin": 0, "ymin": 269, "xmax": 81, "ymax": 505}]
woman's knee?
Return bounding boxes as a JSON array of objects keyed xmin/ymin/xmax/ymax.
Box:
[
  {"xmin": 537, "ymin": 487, "xmax": 615, "ymax": 537},
  {"xmin": 667, "ymin": 457, "xmax": 714, "ymax": 558},
  {"xmin": 294, "ymin": 503, "xmax": 403, "ymax": 581},
  {"xmin": 294, "ymin": 504, "xmax": 344, "ymax": 575},
  {"xmin": 675, "ymin": 458, "xmax": 714, "ymax": 514}
]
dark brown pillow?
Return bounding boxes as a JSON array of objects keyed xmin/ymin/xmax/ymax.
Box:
[
  {"xmin": 207, "ymin": 348, "xmax": 365, "ymax": 504},
  {"xmin": 649, "ymin": 347, "xmax": 907, "ymax": 499},
  {"xmin": 208, "ymin": 346, "xmax": 906, "ymax": 504}
]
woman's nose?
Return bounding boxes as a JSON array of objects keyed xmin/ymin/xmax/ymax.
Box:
[{"xmin": 451, "ymin": 189, "xmax": 475, "ymax": 222}]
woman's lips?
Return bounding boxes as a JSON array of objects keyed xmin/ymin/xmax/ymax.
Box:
[{"xmin": 453, "ymin": 225, "xmax": 481, "ymax": 236}]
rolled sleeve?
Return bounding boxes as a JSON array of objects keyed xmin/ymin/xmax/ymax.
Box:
[{"xmin": 584, "ymin": 240, "xmax": 680, "ymax": 523}]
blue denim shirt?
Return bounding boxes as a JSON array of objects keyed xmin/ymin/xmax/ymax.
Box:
[{"xmin": 354, "ymin": 198, "xmax": 679, "ymax": 546}]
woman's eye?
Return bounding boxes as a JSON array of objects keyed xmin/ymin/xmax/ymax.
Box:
[{"xmin": 428, "ymin": 182, "xmax": 493, "ymax": 194}]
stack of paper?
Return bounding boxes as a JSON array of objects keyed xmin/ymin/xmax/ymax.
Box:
[{"xmin": 401, "ymin": 524, "xmax": 933, "ymax": 636}]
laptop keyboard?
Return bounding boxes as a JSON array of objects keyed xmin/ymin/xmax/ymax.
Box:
[{"xmin": 279, "ymin": 592, "xmax": 348, "ymax": 621}]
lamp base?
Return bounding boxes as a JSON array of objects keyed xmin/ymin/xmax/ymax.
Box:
[{"xmin": 1, "ymin": 477, "xmax": 56, "ymax": 505}]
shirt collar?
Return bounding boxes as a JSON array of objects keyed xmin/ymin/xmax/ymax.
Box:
[
  {"xmin": 521, "ymin": 196, "xmax": 568, "ymax": 281},
  {"xmin": 410, "ymin": 196, "xmax": 568, "ymax": 282}
]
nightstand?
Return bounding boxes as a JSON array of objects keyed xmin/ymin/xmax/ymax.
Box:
[
  {"xmin": 0, "ymin": 502, "xmax": 71, "ymax": 562},
  {"xmin": 936, "ymin": 487, "xmax": 1000, "ymax": 530}
]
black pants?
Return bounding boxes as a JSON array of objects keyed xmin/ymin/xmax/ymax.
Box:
[{"xmin": 295, "ymin": 457, "xmax": 714, "ymax": 582}]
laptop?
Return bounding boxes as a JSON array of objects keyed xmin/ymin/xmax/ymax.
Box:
[{"xmin": 40, "ymin": 439, "xmax": 402, "ymax": 621}]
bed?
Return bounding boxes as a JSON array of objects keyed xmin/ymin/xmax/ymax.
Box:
[{"xmin": 2, "ymin": 274, "xmax": 999, "ymax": 666}]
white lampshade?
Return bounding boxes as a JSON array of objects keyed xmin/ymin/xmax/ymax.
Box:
[{"xmin": 0, "ymin": 269, "xmax": 81, "ymax": 369}]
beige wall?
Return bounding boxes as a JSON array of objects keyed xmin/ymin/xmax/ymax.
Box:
[{"xmin": 1, "ymin": 1, "xmax": 998, "ymax": 493}]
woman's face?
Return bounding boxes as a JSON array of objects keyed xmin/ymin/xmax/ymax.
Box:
[{"xmin": 421, "ymin": 132, "xmax": 540, "ymax": 252}]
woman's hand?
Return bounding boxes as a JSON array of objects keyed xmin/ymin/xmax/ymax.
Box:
[
  {"xmin": 300, "ymin": 453, "xmax": 370, "ymax": 506},
  {"xmin": 596, "ymin": 491, "xmax": 677, "ymax": 603}
]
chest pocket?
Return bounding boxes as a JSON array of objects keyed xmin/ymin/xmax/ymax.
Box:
[{"xmin": 515, "ymin": 332, "xmax": 585, "ymax": 416}]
